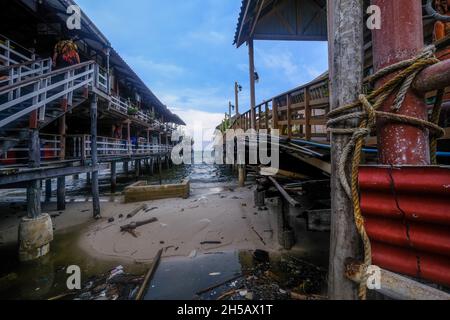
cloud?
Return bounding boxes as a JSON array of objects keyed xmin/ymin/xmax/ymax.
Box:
[
  {"xmin": 256, "ymin": 49, "xmax": 326, "ymax": 86},
  {"xmin": 122, "ymin": 55, "xmax": 185, "ymax": 79},
  {"xmin": 168, "ymin": 107, "xmax": 224, "ymax": 151}
]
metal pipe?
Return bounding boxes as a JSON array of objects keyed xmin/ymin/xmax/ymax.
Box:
[
  {"xmin": 372, "ymin": 0, "xmax": 430, "ymax": 165},
  {"xmin": 413, "ymin": 59, "xmax": 450, "ymax": 93}
]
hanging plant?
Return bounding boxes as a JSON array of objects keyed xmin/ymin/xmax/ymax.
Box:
[{"xmin": 127, "ymin": 107, "xmax": 138, "ymax": 115}]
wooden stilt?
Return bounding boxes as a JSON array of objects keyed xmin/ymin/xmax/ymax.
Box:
[
  {"xmin": 135, "ymin": 160, "xmax": 140, "ymax": 178},
  {"xmin": 27, "ymin": 128, "xmax": 41, "ymax": 219},
  {"xmin": 111, "ymin": 161, "xmax": 117, "ymax": 193},
  {"xmin": 45, "ymin": 179, "xmax": 52, "ymax": 202},
  {"xmin": 57, "ymin": 176, "xmax": 66, "ymax": 211},
  {"xmin": 124, "ymin": 161, "xmax": 129, "ymax": 176},
  {"xmin": 90, "ymin": 94, "xmax": 101, "ymax": 219},
  {"xmin": 238, "ymin": 165, "xmax": 246, "ymax": 188}
]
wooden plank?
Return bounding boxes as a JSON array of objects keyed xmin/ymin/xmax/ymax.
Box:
[
  {"xmin": 268, "ymin": 176, "xmax": 301, "ymax": 207},
  {"xmin": 289, "ymin": 151, "xmax": 331, "ymax": 174},
  {"xmin": 136, "ymin": 248, "xmax": 163, "ymax": 300},
  {"xmin": 345, "ymin": 260, "xmax": 450, "ymax": 300}
]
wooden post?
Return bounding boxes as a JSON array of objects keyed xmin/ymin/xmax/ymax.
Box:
[
  {"xmin": 327, "ymin": 0, "xmax": 364, "ymax": 300},
  {"xmin": 124, "ymin": 161, "xmax": 129, "ymax": 176},
  {"xmin": 238, "ymin": 165, "xmax": 246, "ymax": 187},
  {"xmin": 272, "ymin": 99, "xmax": 279, "ymax": 130},
  {"xmin": 135, "ymin": 159, "xmax": 140, "ymax": 178},
  {"xmin": 90, "ymin": 94, "xmax": 101, "ymax": 219},
  {"xmin": 234, "ymin": 82, "xmax": 240, "ymax": 115},
  {"xmin": 57, "ymin": 114, "xmax": 66, "ymax": 211},
  {"xmin": 127, "ymin": 121, "xmax": 131, "ymax": 155},
  {"xmin": 45, "ymin": 179, "xmax": 52, "ymax": 202},
  {"xmin": 57, "ymin": 177, "xmax": 66, "ymax": 211},
  {"xmin": 248, "ymin": 38, "xmax": 256, "ymax": 130},
  {"xmin": 287, "ymin": 94, "xmax": 292, "ymax": 139},
  {"xmin": 27, "ymin": 128, "xmax": 41, "ymax": 219},
  {"xmin": 265, "ymin": 102, "xmax": 269, "ymax": 131},
  {"xmin": 304, "ymin": 86, "xmax": 312, "ymax": 140},
  {"xmin": 111, "ymin": 161, "xmax": 117, "ymax": 193},
  {"xmin": 158, "ymin": 157, "xmax": 163, "ymax": 185}
]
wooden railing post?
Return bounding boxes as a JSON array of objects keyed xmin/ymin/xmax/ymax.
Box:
[
  {"xmin": 304, "ymin": 86, "xmax": 312, "ymax": 141},
  {"xmin": 287, "ymin": 94, "xmax": 292, "ymax": 139},
  {"xmin": 265, "ymin": 102, "xmax": 269, "ymax": 132},
  {"xmin": 272, "ymin": 99, "xmax": 278, "ymax": 131}
]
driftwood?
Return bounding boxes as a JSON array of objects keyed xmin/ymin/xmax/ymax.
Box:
[
  {"xmin": 135, "ymin": 248, "xmax": 163, "ymax": 300},
  {"xmin": 120, "ymin": 218, "xmax": 158, "ymax": 235},
  {"xmin": 251, "ymin": 227, "xmax": 266, "ymax": 246},
  {"xmin": 126, "ymin": 204, "xmax": 150, "ymax": 219}
]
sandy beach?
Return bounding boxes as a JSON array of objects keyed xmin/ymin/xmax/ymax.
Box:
[{"xmin": 79, "ymin": 186, "xmax": 279, "ymax": 263}]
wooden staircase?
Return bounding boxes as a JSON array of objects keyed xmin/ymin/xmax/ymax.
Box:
[{"xmin": 0, "ymin": 56, "xmax": 95, "ymax": 160}]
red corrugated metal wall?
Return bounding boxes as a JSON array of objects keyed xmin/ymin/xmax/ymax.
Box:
[{"xmin": 359, "ymin": 166, "xmax": 450, "ymax": 287}]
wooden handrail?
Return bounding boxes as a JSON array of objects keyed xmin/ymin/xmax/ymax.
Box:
[{"xmin": 0, "ymin": 60, "xmax": 95, "ymax": 93}]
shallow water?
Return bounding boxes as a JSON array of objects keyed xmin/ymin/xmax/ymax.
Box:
[
  {"xmin": 0, "ymin": 162, "xmax": 240, "ymax": 300},
  {"xmin": 145, "ymin": 251, "xmax": 244, "ymax": 300}
]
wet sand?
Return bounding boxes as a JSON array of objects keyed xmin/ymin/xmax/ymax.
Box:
[{"xmin": 80, "ymin": 186, "xmax": 279, "ymax": 263}]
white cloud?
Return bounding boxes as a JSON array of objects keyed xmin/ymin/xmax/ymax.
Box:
[
  {"xmin": 256, "ymin": 49, "xmax": 325, "ymax": 86},
  {"xmin": 122, "ymin": 55, "xmax": 185, "ymax": 78},
  {"xmin": 169, "ymin": 107, "xmax": 224, "ymax": 151}
]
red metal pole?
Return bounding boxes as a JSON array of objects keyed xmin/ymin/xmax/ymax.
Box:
[{"xmin": 372, "ymin": 0, "xmax": 430, "ymax": 165}]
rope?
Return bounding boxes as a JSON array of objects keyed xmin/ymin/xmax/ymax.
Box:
[{"xmin": 327, "ymin": 45, "xmax": 444, "ymax": 300}]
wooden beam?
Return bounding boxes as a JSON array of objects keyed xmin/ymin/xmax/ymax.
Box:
[
  {"xmin": 327, "ymin": 0, "xmax": 364, "ymax": 300},
  {"xmin": 27, "ymin": 129, "xmax": 41, "ymax": 219},
  {"xmin": 345, "ymin": 260, "xmax": 450, "ymax": 300},
  {"xmin": 287, "ymin": 94, "xmax": 292, "ymax": 139},
  {"xmin": 268, "ymin": 176, "xmax": 301, "ymax": 207},
  {"xmin": 248, "ymin": 38, "xmax": 256, "ymax": 130},
  {"xmin": 90, "ymin": 94, "xmax": 101, "ymax": 219},
  {"xmin": 272, "ymin": 99, "xmax": 279, "ymax": 130}
]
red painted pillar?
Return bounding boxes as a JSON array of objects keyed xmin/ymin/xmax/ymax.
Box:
[{"xmin": 372, "ymin": 0, "xmax": 430, "ymax": 165}]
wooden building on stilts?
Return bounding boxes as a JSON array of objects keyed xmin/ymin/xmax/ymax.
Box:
[{"xmin": 0, "ymin": 0, "xmax": 185, "ymax": 261}]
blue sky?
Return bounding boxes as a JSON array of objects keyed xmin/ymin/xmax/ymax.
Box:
[{"xmin": 77, "ymin": 0, "xmax": 328, "ymax": 135}]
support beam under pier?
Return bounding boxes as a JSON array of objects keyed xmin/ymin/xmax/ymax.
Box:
[{"xmin": 90, "ymin": 94, "xmax": 101, "ymax": 219}]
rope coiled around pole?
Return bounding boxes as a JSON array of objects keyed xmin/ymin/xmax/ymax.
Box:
[{"xmin": 327, "ymin": 45, "xmax": 445, "ymax": 300}]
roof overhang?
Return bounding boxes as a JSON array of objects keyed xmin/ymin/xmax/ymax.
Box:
[{"xmin": 234, "ymin": 0, "xmax": 328, "ymax": 48}]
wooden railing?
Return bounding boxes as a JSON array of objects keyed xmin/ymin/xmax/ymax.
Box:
[
  {"xmin": 0, "ymin": 134, "xmax": 61, "ymax": 165},
  {"xmin": 69, "ymin": 135, "xmax": 171, "ymax": 160},
  {"xmin": 232, "ymin": 76, "xmax": 330, "ymax": 141},
  {"xmin": 0, "ymin": 34, "xmax": 36, "ymax": 67}
]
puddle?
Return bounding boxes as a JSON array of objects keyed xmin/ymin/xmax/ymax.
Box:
[{"xmin": 145, "ymin": 251, "xmax": 243, "ymax": 300}]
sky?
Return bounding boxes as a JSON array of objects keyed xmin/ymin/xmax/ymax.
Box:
[{"xmin": 76, "ymin": 0, "xmax": 329, "ymax": 143}]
